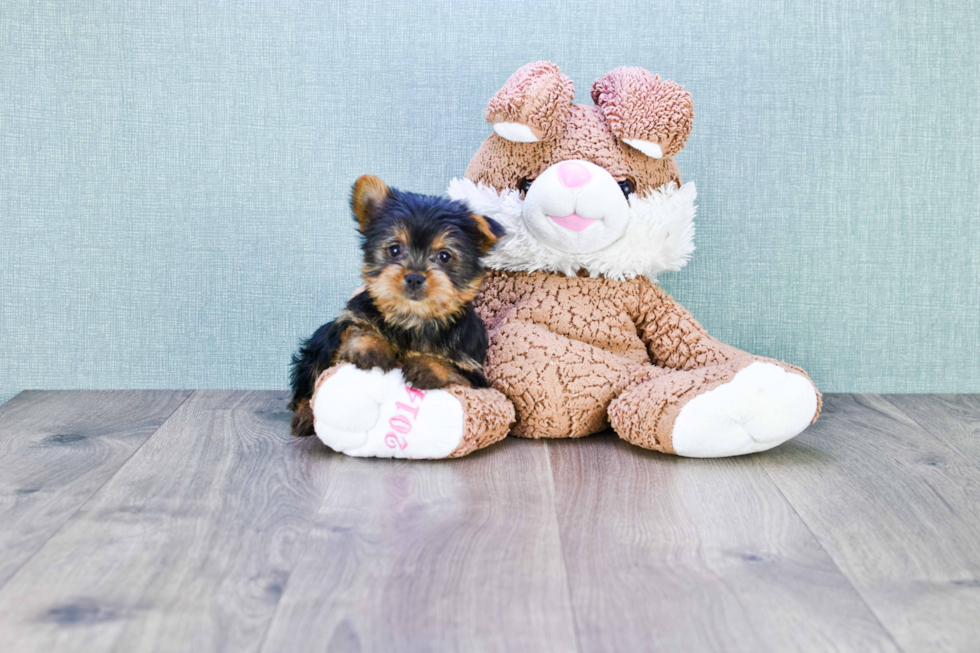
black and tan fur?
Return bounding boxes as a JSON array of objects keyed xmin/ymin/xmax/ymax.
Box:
[{"xmin": 288, "ymin": 175, "xmax": 505, "ymax": 436}]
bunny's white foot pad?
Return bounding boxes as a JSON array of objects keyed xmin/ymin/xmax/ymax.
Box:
[
  {"xmin": 311, "ymin": 364, "xmax": 464, "ymax": 459},
  {"xmin": 670, "ymin": 361, "xmax": 818, "ymax": 458}
]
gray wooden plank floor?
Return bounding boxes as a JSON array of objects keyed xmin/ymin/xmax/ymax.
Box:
[
  {"xmin": 0, "ymin": 391, "xmax": 977, "ymax": 653},
  {"xmin": 549, "ymin": 437, "xmax": 899, "ymax": 653},
  {"xmin": 262, "ymin": 440, "xmax": 577, "ymax": 653},
  {"xmin": 0, "ymin": 391, "xmax": 191, "ymax": 589},
  {"xmin": 761, "ymin": 395, "xmax": 980, "ymax": 652}
]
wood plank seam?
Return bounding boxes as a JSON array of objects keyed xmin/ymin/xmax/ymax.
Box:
[
  {"xmin": 883, "ymin": 395, "xmax": 980, "ymax": 476},
  {"xmin": 758, "ymin": 458, "xmax": 907, "ymax": 653},
  {"xmin": 759, "ymin": 393, "xmax": 980, "ymax": 651},
  {"xmin": 0, "ymin": 391, "xmax": 340, "ymax": 652},
  {"xmin": 544, "ymin": 441, "xmax": 584, "ymax": 653},
  {"xmin": 255, "ymin": 445, "xmax": 343, "ymax": 653},
  {"xmin": 0, "ymin": 390, "xmax": 195, "ymax": 594},
  {"xmin": 550, "ymin": 432, "xmax": 903, "ymax": 652}
]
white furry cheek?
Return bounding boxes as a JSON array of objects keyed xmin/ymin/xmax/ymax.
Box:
[{"xmin": 447, "ymin": 177, "xmax": 697, "ymax": 281}]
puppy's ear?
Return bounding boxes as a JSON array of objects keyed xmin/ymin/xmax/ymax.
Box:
[
  {"xmin": 351, "ymin": 175, "xmax": 391, "ymax": 232},
  {"xmin": 471, "ymin": 213, "xmax": 506, "ymax": 253}
]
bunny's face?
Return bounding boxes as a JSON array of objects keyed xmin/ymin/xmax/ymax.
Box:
[{"xmin": 452, "ymin": 62, "xmax": 699, "ymax": 280}]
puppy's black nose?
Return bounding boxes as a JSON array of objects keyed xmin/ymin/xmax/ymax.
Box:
[{"xmin": 404, "ymin": 273, "xmax": 426, "ymax": 290}]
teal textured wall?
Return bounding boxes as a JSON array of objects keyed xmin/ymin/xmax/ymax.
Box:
[{"xmin": 2, "ymin": 0, "xmax": 978, "ymax": 404}]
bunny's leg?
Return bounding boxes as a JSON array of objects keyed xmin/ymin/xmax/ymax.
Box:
[
  {"xmin": 608, "ymin": 358, "xmax": 819, "ymax": 457},
  {"xmin": 309, "ymin": 364, "xmax": 514, "ymax": 459},
  {"xmin": 484, "ymin": 320, "xmax": 636, "ymax": 439}
]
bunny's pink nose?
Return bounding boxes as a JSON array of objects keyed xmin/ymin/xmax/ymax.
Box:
[{"xmin": 557, "ymin": 161, "xmax": 591, "ymax": 189}]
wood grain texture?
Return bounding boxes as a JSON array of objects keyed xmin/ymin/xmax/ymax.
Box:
[
  {"xmin": 260, "ymin": 438, "xmax": 578, "ymax": 653},
  {"xmin": 0, "ymin": 390, "xmax": 191, "ymax": 588},
  {"xmin": 3, "ymin": 391, "xmax": 980, "ymax": 652},
  {"xmin": 0, "ymin": 391, "xmax": 337, "ymax": 653},
  {"xmin": 549, "ymin": 433, "xmax": 898, "ymax": 653},
  {"xmin": 882, "ymin": 394, "xmax": 980, "ymax": 468},
  {"xmin": 762, "ymin": 394, "xmax": 980, "ymax": 652}
]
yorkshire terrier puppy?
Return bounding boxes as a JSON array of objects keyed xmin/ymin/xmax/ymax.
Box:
[{"xmin": 289, "ymin": 175, "xmax": 505, "ymax": 436}]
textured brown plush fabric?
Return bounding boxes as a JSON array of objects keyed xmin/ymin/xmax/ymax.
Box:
[
  {"xmin": 313, "ymin": 62, "xmax": 819, "ymax": 458},
  {"xmin": 611, "ymin": 355, "xmax": 821, "ymax": 453},
  {"xmin": 474, "ymin": 270, "xmax": 819, "ymax": 450},
  {"xmin": 591, "ymin": 67, "xmax": 694, "ymax": 158},
  {"xmin": 444, "ymin": 385, "xmax": 515, "ymax": 458},
  {"xmin": 485, "ymin": 61, "xmax": 574, "ymax": 142},
  {"xmin": 457, "ymin": 62, "xmax": 820, "ymax": 454},
  {"xmin": 466, "ymin": 102, "xmax": 682, "ymax": 193}
]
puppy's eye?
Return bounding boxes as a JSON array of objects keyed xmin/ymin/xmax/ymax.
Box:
[
  {"xmin": 437, "ymin": 250, "xmax": 453, "ymax": 264},
  {"xmin": 387, "ymin": 244, "xmax": 402, "ymax": 258},
  {"xmin": 618, "ymin": 179, "xmax": 635, "ymax": 197},
  {"xmin": 519, "ymin": 178, "xmax": 534, "ymax": 195}
]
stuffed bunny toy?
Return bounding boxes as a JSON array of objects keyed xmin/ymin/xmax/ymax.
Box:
[{"xmin": 310, "ymin": 61, "xmax": 819, "ymax": 458}]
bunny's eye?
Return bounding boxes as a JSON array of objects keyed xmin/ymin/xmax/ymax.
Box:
[
  {"xmin": 618, "ymin": 179, "xmax": 635, "ymax": 197},
  {"xmin": 519, "ymin": 178, "xmax": 534, "ymax": 195}
]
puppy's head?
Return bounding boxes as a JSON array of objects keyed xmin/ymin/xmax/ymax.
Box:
[{"xmin": 351, "ymin": 175, "xmax": 505, "ymax": 328}]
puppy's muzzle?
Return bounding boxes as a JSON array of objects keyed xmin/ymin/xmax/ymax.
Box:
[{"xmin": 403, "ymin": 272, "xmax": 427, "ymax": 298}]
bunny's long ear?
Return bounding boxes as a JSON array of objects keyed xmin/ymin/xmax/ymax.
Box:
[
  {"xmin": 591, "ymin": 67, "xmax": 694, "ymax": 159},
  {"xmin": 485, "ymin": 61, "xmax": 574, "ymax": 143}
]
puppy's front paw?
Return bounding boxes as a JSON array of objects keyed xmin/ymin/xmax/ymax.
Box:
[
  {"xmin": 290, "ymin": 399, "xmax": 316, "ymax": 436},
  {"xmin": 401, "ymin": 355, "xmax": 469, "ymax": 390},
  {"xmin": 346, "ymin": 347, "xmax": 397, "ymax": 372},
  {"xmin": 339, "ymin": 330, "xmax": 397, "ymax": 372}
]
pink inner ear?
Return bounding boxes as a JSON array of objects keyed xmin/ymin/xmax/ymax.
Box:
[
  {"xmin": 485, "ymin": 61, "xmax": 575, "ymax": 142},
  {"xmin": 591, "ymin": 67, "xmax": 694, "ymax": 158}
]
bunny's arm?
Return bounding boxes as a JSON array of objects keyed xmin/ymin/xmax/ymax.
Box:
[{"xmin": 631, "ymin": 277, "xmax": 750, "ymax": 371}]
